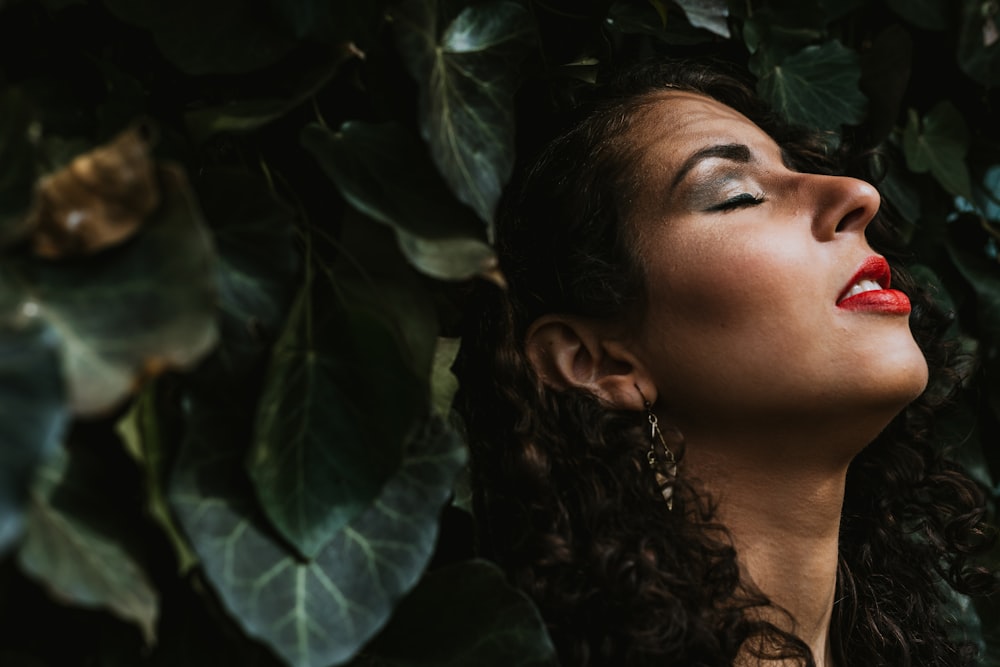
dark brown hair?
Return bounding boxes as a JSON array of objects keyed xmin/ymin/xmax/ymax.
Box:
[{"xmin": 454, "ymin": 59, "xmax": 996, "ymax": 666}]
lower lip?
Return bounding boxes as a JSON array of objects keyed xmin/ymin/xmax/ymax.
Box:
[{"xmin": 837, "ymin": 289, "xmax": 911, "ymax": 314}]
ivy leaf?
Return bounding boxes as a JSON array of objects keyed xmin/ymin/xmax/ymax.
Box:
[
  {"xmin": 185, "ymin": 46, "xmax": 361, "ymax": 144},
  {"xmin": 0, "ymin": 318, "xmax": 68, "ymax": 554},
  {"xmin": 18, "ymin": 446, "xmax": 159, "ymax": 644},
  {"xmin": 116, "ymin": 386, "xmax": 199, "ymax": 574},
  {"xmin": 392, "ymin": 0, "xmax": 535, "ymax": 228},
  {"xmin": 302, "ymin": 121, "xmax": 499, "ymax": 283},
  {"xmin": 886, "ymin": 0, "xmax": 952, "ymax": 31},
  {"xmin": 431, "ymin": 337, "xmax": 460, "ymax": 419},
  {"xmin": 903, "ymin": 102, "xmax": 973, "ymax": 200},
  {"xmin": 675, "ymin": 0, "xmax": 730, "ymax": 38},
  {"xmin": 102, "ymin": 0, "xmax": 296, "ymax": 75},
  {"xmin": 171, "ymin": 402, "xmax": 467, "ymax": 667},
  {"xmin": 350, "ymin": 560, "xmax": 557, "ymax": 667},
  {"xmin": 958, "ymin": 0, "xmax": 1000, "ymax": 86},
  {"xmin": 755, "ymin": 40, "xmax": 868, "ymax": 132},
  {"xmin": 947, "ymin": 216, "xmax": 1000, "ymax": 338},
  {"xmin": 859, "ymin": 25, "xmax": 913, "ymax": 145},
  {"xmin": 193, "ymin": 167, "xmax": 300, "ymax": 383},
  {"xmin": 9, "ymin": 165, "xmax": 218, "ymax": 416},
  {"xmin": 605, "ymin": 2, "xmax": 719, "ymax": 44},
  {"xmin": 246, "ymin": 276, "xmax": 425, "ymax": 559}
]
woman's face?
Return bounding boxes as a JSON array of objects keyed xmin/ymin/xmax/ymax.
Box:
[{"xmin": 626, "ymin": 92, "xmax": 929, "ymax": 448}]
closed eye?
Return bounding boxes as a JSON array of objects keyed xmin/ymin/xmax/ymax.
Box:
[{"xmin": 707, "ymin": 192, "xmax": 766, "ymax": 212}]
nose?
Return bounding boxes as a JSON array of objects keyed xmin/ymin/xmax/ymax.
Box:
[{"xmin": 806, "ymin": 174, "xmax": 881, "ymax": 241}]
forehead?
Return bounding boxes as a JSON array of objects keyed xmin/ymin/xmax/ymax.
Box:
[{"xmin": 632, "ymin": 90, "xmax": 781, "ymax": 163}]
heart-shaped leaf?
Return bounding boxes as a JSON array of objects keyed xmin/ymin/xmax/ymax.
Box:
[
  {"xmin": 392, "ymin": 0, "xmax": 534, "ymax": 228},
  {"xmin": 18, "ymin": 446, "xmax": 159, "ymax": 644},
  {"xmin": 172, "ymin": 402, "xmax": 467, "ymax": 667},
  {"xmin": 246, "ymin": 276, "xmax": 425, "ymax": 559},
  {"xmin": 9, "ymin": 165, "xmax": 218, "ymax": 416},
  {"xmin": 675, "ymin": 0, "xmax": 730, "ymax": 38},
  {"xmin": 903, "ymin": 101, "xmax": 973, "ymax": 200},
  {"xmin": 302, "ymin": 121, "xmax": 498, "ymax": 283},
  {"xmin": 755, "ymin": 40, "xmax": 868, "ymax": 132},
  {"xmin": 349, "ymin": 560, "xmax": 557, "ymax": 667},
  {"xmin": 0, "ymin": 317, "xmax": 68, "ymax": 555}
]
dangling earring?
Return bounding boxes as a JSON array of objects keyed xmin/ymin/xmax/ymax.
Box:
[{"xmin": 636, "ymin": 385, "xmax": 678, "ymax": 511}]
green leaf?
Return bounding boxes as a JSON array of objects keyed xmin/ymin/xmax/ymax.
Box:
[
  {"xmin": 0, "ymin": 318, "xmax": 68, "ymax": 554},
  {"xmin": 859, "ymin": 25, "xmax": 913, "ymax": 145},
  {"xmin": 430, "ymin": 337, "xmax": 460, "ymax": 419},
  {"xmin": 948, "ymin": 232, "xmax": 1000, "ymax": 344},
  {"xmin": 392, "ymin": 0, "xmax": 535, "ymax": 227},
  {"xmin": 302, "ymin": 121, "xmax": 499, "ymax": 282},
  {"xmin": 880, "ymin": 156, "xmax": 923, "ymax": 228},
  {"xmin": 605, "ymin": 2, "xmax": 719, "ymax": 44},
  {"xmin": 171, "ymin": 403, "xmax": 467, "ymax": 667},
  {"xmin": 102, "ymin": 0, "xmax": 296, "ymax": 75},
  {"xmin": 18, "ymin": 446, "xmax": 159, "ymax": 644},
  {"xmin": 193, "ymin": 167, "xmax": 300, "ymax": 381},
  {"xmin": 886, "ymin": 0, "xmax": 952, "ymax": 30},
  {"xmin": 958, "ymin": 0, "xmax": 1000, "ymax": 86},
  {"xmin": 903, "ymin": 102, "xmax": 973, "ymax": 200},
  {"xmin": 246, "ymin": 276, "xmax": 425, "ymax": 559},
  {"xmin": 755, "ymin": 40, "xmax": 868, "ymax": 132},
  {"xmin": 9, "ymin": 165, "xmax": 219, "ymax": 416},
  {"xmin": 350, "ymin": 560, "xmax": 557, "ymax": 667},
  {"xmin": 185, "ymin": 47, "xmax": 360, "ymax": 143},
  {"xmin": 116, "ymin": 386, "xmax": 199, "ymax": 574},
  {"xmin": 0, "ymin": 87, "xmax": 38, "ymax": 248},
  {"xmin": 675, "ymin": 0, "xmax": 730, "ymax": 38}
]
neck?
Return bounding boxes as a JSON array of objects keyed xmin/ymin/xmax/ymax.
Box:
[{"xmin": 683, "ymin": 434, "xmax": 851, "ymax": 667}]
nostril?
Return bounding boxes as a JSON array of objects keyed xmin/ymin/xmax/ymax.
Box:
[{"xmin": 835, "ymin": 205, "xmax": 871, "ymax": 234}]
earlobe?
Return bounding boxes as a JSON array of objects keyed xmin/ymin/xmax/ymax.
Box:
[{"xmin": 524, "ymin": 315, "xmax": 653, "ymax": 410}]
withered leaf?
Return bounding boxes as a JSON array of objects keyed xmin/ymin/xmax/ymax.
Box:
[{"xmin": 27, "ymin": 124, "xmax": 159, "ymax": 259}]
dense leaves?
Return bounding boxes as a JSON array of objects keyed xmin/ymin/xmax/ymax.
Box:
[
  {"xmin": 392, "ymin": 0, "xmax": 534, "ymax": 229},
  {"xmin": 19, "ymin": 446, "xmax": 159, "ymax": 644},
  {"xmin": 6, "ymin": 165, "xmax": 217, "ymax": 416},
  {"xmin": 350, "ymin": 560, "xmax": 558, "ymax": 667},
  {"xmin": 753, "ymin": 40, "xmax": 867, "ymax": 132},
  {"xmin": 247, "ymin": 276, "xmax": 425, "ymax": 559},
  {"xmin": 302, "ymin": 121, "xmax": 497, "ymax": 282},
  {"xmin": 173, "ymin": 404, "xmax": 466, "ymax": 667},
  {"xmin": 0, "ymin": 321, "xmax": 67, "ymax": 553},
  {"xmin": 1, "ymin": 0, "xmax": 999, "ymax": 665}
]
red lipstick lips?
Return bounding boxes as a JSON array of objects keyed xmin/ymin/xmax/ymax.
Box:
[{"xmin": 837, "ymin": 256, "xmax": 911, "ymax": 315}]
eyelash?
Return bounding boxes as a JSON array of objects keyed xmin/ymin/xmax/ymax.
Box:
[{"xmin": 709, "ymin": 192, "xmax": 766, "ymax": 212}]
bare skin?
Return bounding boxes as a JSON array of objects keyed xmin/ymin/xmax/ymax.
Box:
[{"xmin": 525, "ymin": 91, "xmax": 930, "ymax": 665}]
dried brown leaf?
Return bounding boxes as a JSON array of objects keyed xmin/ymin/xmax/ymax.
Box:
[{"xmin": 27, "ymin": 124, "xmax": 159, "ymax": 258}]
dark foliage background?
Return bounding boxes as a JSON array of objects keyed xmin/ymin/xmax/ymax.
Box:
[{"xmin": 0, "ymin": 0, "xmax": 997, "ymax": 665}]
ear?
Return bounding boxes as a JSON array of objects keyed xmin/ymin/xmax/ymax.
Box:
[{"xmin": 524, "ymin": 315, "xmax": 655, "ymax": 411}]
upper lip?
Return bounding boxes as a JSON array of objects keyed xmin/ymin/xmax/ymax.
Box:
[{"xmin": 837, "ymin": 256, "xmax": 891, "ymax": 304}]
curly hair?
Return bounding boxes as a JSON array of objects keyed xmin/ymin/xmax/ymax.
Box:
[{"xmin": 453, "ymin": 59, "xmax": 997, "ymax": 666}]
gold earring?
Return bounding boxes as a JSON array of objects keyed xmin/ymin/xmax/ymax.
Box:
[{"xmin": 636, "ymin": 386, "xmax": 678, "ymax": 511}]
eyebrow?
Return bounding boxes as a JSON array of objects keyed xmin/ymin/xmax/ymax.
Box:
[{"xmin": 670, "ymin": 143, "xmax": 754, "ymax": 191}]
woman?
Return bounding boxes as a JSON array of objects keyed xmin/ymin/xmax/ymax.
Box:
[{"xmin": 454, "ymin": 60, "xmax": 996, "ymax": 666}]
